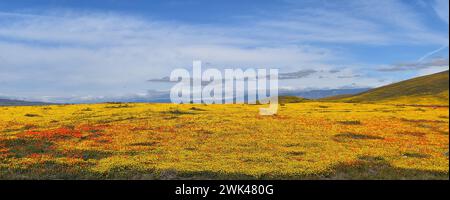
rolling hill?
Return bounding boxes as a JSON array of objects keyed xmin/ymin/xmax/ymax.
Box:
[
  {"xmin": 323, "ymin": 70, "xmax": 449, "ymax": 106},
  {"xmin": 278, "ymin": 96, "xmax": 310, "ymax": 104}
]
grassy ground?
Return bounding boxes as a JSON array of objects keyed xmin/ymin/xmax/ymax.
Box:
[{"xmin": 0, "ymin": 102, "xmax": 448, "ymax": 179}]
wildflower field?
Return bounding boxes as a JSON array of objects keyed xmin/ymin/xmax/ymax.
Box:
[{"xmin": 0, "ymin": 102, "xmax": 448, "ymax": 180}]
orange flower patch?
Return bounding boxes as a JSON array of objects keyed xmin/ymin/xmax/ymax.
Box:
[
  {"xmin": 79, "ymin": 124, "xmax": 109, "ymax": 132},
  {"xmin": 26, "ymin": 153, "xmax": 52, "ymax": 159},
  {"xmin": 0, "ymin": 146, "xmax": 9, "ymax": 158},
  {"xmin": 19, "ymin": 127, "xmax": 82, "ymax": 140},
  {"xmin": 158, "ymin": 126, "xmax": 177, "ymax": 133},
  {"xmin": 59, "ymin": 149, "xmax": 83, "ymax": 159}
]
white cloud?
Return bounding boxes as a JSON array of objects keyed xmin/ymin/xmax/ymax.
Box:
[
  {"xmin": 417, "ymin": 66, "xmax": 449, "ymax": 76},
  {"xmin": 0, "ymin": 11, "xmax": 338, "ymax": 99},
  {"xmin": 433, "ymin": 0, "xmax": 449, "ymax": 24},
  {"xmin": 277, "ymin": 0, "xmax": 449, "ymax": 45}
]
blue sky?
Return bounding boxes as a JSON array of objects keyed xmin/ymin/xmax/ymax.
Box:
[{"xmin": 0, "ymin": 0, "xmax": 448, "ymax": 102}]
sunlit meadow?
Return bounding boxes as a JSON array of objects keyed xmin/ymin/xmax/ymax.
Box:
[{"xmin": 0, "ymin": 102, "xmax": 448, "ymax": 179}]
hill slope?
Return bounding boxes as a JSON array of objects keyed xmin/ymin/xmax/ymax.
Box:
[
  {"xmin": 324, "ymin": 70, "xmax": 449, "ymax": 105},
  {"xmin": 278, "ymin": 96, "xmax": 310, "ymax": 104}
]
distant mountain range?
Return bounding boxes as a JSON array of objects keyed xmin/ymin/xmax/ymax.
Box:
[
  {"xmin": 0, "ymin": 98, "xmax": 50, "ymax": 106},
  {"xmin": 280, "ymin": 88, "xmax": 370, "ymax": 99},
  {"xmin": 324, "ymin": 70, "xmax": 449, "ymax": 106},
  {"xmin": 83, "ymin": 88, "xmax": 371, "ymax": 103},
  {"xmin": 0, "ymin": 88, "xmax": 370, "ymax": 105}
]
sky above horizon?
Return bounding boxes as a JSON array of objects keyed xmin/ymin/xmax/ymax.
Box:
[{"xmin": 0, "ymin": 0, "xmax": 449, "ymax": 102}]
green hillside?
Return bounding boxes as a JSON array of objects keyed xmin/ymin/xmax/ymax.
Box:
[
  {"xmin": 278, "ymin": 96, "xmax": 310, "ymax": 104},
  {"xmin": 324, "ymin": 70, "xmax": 449, "ymax": 106}
]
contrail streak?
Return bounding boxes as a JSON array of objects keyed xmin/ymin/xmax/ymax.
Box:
[{"xmin": 418, "ymin": 45, "xmax": 449, "ymax": 62}]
